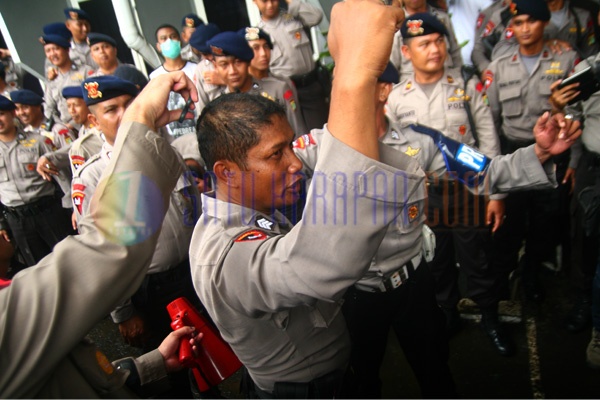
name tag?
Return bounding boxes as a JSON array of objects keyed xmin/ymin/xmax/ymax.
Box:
[{"xmin": 456, "ymin": 144, "xmax": 486, "ymax": 172}]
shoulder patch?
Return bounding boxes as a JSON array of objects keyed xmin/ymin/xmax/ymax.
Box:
[
  {"xmin": 72, "ymin": 182, "xmax": 86, "ymax": 215},
  {"xmin": 293, "ymin": 133, "xmax": 316, "ymax": 150},
  {"xmin": 235, "ymin": 229, "xmax": 268, "ymax": 242},
  {"xmin": 256, "ymin": 217, "xmax": 274, "ymax": 230},
  {"xmin": 476, "ymin": 13, "xmax": 485, "ymax": 30},
  {"xmin": 483, "ymin": 70, "xmax": 494, "ymax": 89},
  {"xmin": 71, "ymin": 154, "xmax": 86, "ymax": 170}
]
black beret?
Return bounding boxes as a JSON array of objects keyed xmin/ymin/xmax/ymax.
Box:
[
  {"xmin": 0, "ymin": 96, "xmax": 16, "ymax": 111},
  {"xmin": 81, "ymin": 75, "xmax": 139, "ymax": 106},
  {"xmin": 87, "ymin": 32, "xmax": 117, "ymax": 48},
  {"xmin": 10, "ymin": 89, "xmax": 44, "ymax": 105},
  {"xmin": 64, "ymin": 8, "xmax": 91, "ymax": 22},
  {"xmin": 379, "ymin": 62, "xmax": 399, "ymax": 84},
  {"xmin": 40, "ymin": 34, "xmax": 70, "ymax": 49},
  {"xmin": 43, "ymin": 22, "xmax": 72, "ymax": 39},
  {"xmin": 62, "ymin": 86, "xmax": 84, "ymax": 99},
  {"xmin": 400, "ymin": 12, "xmax": 449, "ymax": 39},
  {"xmin": 510, "ymin": 0, "xmax": 551, "ymax": 22},
  {"xmin": 240, "ymin": 27, "xmax": 273, "ymax": 50},
  {"xmin": 207, "ymin": 31, "xmax": 254, "ymax": 62},
  {"xmin": 189, "ymin": 23, "xmax": 221, "ymax": 54},
  {"xmin": 113, "ymin": 65, "xmax": 149, "ymax": 91}
]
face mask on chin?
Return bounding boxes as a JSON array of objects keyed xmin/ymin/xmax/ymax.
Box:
[{"xmin": 160, "ymin": 39, "xmax": 181, "ymax": 59}]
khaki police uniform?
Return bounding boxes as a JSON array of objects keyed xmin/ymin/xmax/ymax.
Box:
[
  {"xmin": 472, "ymin": 2, "xmax": 510, "ymax": 72},
  {"xmin": 190, "ymin": 126, "xmax": 426, "ymax": 395},
  {"xmin": 257, "ymin": 0, "xmax": 328, "ymax": 130},
  {"xmin": 0, "ymin": 121, "xmax": 185, "ymax": 397},
  {"xmin": 68, "ymin": 125, "xmax": 103, "ymax": 174},
  {"xmin": 390, "ymin": 6, "xmax": 463, "ymax": 78},
  {"xmin": 43, "ymin": 63, "xmax": 94, "ymax": 125}
]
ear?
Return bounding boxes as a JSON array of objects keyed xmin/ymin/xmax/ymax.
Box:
[
  {"xmin": 378, "ymin": 82, "xmax": 393, "ymax": 103},
  {"xmin": 87, "ymin": 112, "xmax": 98, "ymax": 127},
  {"xmin": 401, "ymin": 44, "xmax": 411, "ymax": 61},
  {"xmin": 213, "ymin": 160, "xmax": 240, "ymax": 188}
]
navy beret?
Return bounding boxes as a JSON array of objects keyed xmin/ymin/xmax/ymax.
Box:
[
  {"xmin": 62, "ymin": 86, "xmax": 84, "ymax": 99},
  {"xmin": 189, "ymin": 23, "xmax": 221, "ymax": 54},
  {"xmin": 400, "ymin": 12, "xmax": 449, "ymax": 39},
  {"xmin": 43, "ymin": 22, "xmax": 72, "ymax": 39},
  {"xmin": 81, "ymin": 75, "xmax": 139, "ymax": 106},
  {"xmin": 182, "ymin": 13, "xmax": 204, "ymax": 28},
  {"xmin": 87, "ymin": 32, "xmax": 117, "ymax": 48},
  {"xmin": 208, "ymin": 31, "xmax": 254, "ymax": 62},
  {"xmin": 510, "ymin": 0, "xmax": 551, "ymax": 22},
  {"xmin": 10, "ymin": 89, "xmax": 44, "ymax": 105},
  {"xmin": 379, "ymin": 62, "xmax": 399, "ymax": 84},
  {"xmin": 0, "ymin": 96, "xmax": 16, "ymax": 111},
  {"xmin": 64, "ymin": 8, "xmax": 91, "ymax": 22},
  {"xmin": 40, "ymin": 34, "xmax": 70, "ymax": 49},
  {"xmin": 240, "ymin": 27, "xmax": 273, "ymax": 50},
  {"xmin": 113, "ymin": 65, "xmax": 149, "ymax": 91}
]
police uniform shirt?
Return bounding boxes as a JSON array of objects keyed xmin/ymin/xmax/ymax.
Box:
[
  {"xmin": 171, "ymin": 132, "xmax": 205, "ymax": 167},
  {"xmin": 68, "ymin": 125, "xmax": 103, "ymax": 174},
  {"xmin": 0, "ymin": 121, "xmax": 184, "ymax": 397},
  {"xmin": 1, "ymin": 56, "xmax": 24, "ymax": 91},
  {"xmin": 193, "ymin": 59, "xmax": 224, "ymax": 114},
  {"xmin": 71, "ymin": 40, "xmax": 98, "ymax": 70},
  {"xmin": 149, "ymin": 62, "xmax": 198, "ymax": 138},
  {"xmin": 43, "ymin": 64, "xmax": 94, "ymax": 125},
  {"xmin": 390, "ymin": 5, "xmax": 463, "ymax": 77},
  {"xmin": 257, "ymin": 0, "xmax": 323, "ymax": 77},
  {"xmin": 190, "ymin": 126, "xmax": 425, "ymax": 392},
  {"xmin": 0, "ymin": 131, "xmax": 55, "ymax": 207},
  {"xmin": 386, "ymin": 67, "xmax": 500, "ymax": 158},
  {"xmin": 472, "ymin": 1, "xmax": 509, "ymax": 72},
  {"xmin": 484, "ymin": 45, "xmax": 579, "ymax": 143}
]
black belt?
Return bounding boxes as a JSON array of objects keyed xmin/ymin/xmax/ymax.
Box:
[
  {"xmin": 147, "ymin": 258, "xmax": 190, "ymax": 284},
  {"xmin": 254, "ymin": 369, "xmax": 345, "ymax": 399},
  {"xmin": 3, "ymin": 196, "xmax": 58, "ymax": 219},
  {"xmin": 355, "ymin": 253, "xmax": 422, "ymax": 293},
  {"xmin": 291, "ymin": 68, "xmax": 319, "ymax": 89}
]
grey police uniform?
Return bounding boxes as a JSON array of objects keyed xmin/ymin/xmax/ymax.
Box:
[
  {"xmin": 0, "ymin": 121, "xmax": 185, "ymax": 398},
  {"xmin": 193, "ymin": 59, "xmax": 225, "ymax": 113},
  {"xmin": 472, "ymin": 2, "xmax": 511, "ymax": 72},
  {"xmin": 68, "ymin": 125, "xmax": 103, "ymax": 174},
  {"xmin": 0, "ymin": 131, "xmax": 73, "ymax": 267},
  {"xmin": 390, "ymin": 6, "xmax": 463, "ymax": 78},
  {"xmin": 257, "ymin": 0, "xmax": 328, "ymax": 130},
  {"xmin": 43, "ymin": 63, "xmax": 94, "ymax": 125},
  {"xmin": 190, "ymin": 126, "xmax": 426, "ymax": 395},
  {"xmin": 171, "ymin": 132, "xmax": 205, "ymax": 167}
]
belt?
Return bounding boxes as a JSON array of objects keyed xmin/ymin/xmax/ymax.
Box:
[
  {"xmin": 147, "ymin": 258, "xmax": 190, "ymax": 284},
  {"xmin": 3, "ymin": 196, "xmax": 58, "ymax": 219},
  {"xmin": 356, "ymin": 252, "xmax": 422, "ymax": 293},
  {"xmin": 291, "ymin": 68, "xmax": 319, "ymax": 89}
]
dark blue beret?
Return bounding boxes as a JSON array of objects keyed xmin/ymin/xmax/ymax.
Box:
[
  {"xmin": 182, "ymin": 14, "xmax": 204, "ymax": 28},
  {"xmin": 40, "ymin": 34, "xmax": 70, "ymax": 49},
  {"xmin": 113, "ymin": 65, "xmax": 149, "ymax": 90},
  {"xmin": 510, "ymin": 0, "xmax": 550, "ymax": 22},
  {"xmin": 87, "ymin": 32, "xmax": 117, "ymax": 48},
  {"xmin": 43, "ymin": 22, "xmax": 72, "ymax": 39},
  {"xmin": 189, "ymin": 23, "xmax": 221, "ymax": 54},
  {"xmin": 62, "ymin": 86, "xmax": 84, "ymax": 99},
  {"xmin": 64, "ymin": 8, "xmax": 91, "ymax": 22},
  {"xmin": 400, "ymin": 12, "xmax": 449, "ymax": 39},
  {"xmin": 208, "ymin": 31, "xmax": 254, "ymax": 62},
  {"xmin": 240, "ymin": 27, "xmax": 273, "ymax": 50},
  {"xmin": 10, "ymin": 89, "xmax": 44, "ymax": 105},
  {"xmin": 379, "ymin": 62, "xmax": 399, "ymax": 84},
  {"xmin": 0, "ymin": 96, "xmax": 16, "ymax": 111},
  {"xmin": 81, "ymin": 75, "xmax": 139, "ymax": 106}
]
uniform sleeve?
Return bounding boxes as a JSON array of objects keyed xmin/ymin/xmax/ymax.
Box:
[
  {"xmin": 282, "ymin": 83, "xmax": 309, "ymax": 138},
  {"xmin": 207, "ymin": 127, "xmax": 425, "ymax": 316},
  {"xmin": 43, "ymin": 82, "xmax": 60, "ymax": 123},
  {"xmin": 491, "ymin": 35, "xmax": 518, "ymax": 61},
  {"xmin": 444, "ymin": 15, "xmax": 464, "ymax": 69},
  {"xmin": 292, "ymin": 129, "xmax": 323, "ymax": 177},
  {"xmin": 0, "ymin": 121, "xmax": 183, "ymax": 398},
  {"xmin": 72, "ymin": 168, "xmax": 98, "ymax": 224},
  {"xmin": 577, "ymin": 11, "xmax": 599, "ymax": 59},
  {"xmin": 287, "ymin": 0, "xmax": 323, "ymax": 27},
  {"xmin": 44, "ymin": 144, "xmax": 73, "ymax": 172},
  {"xmin": 468, "ymin": 78, "xmax": 500, "ymax": 158},
  {"xmin": 483, "ymin": 63, "xmax": 502, "ymax": 137},
  {"xmin": 471, "ymin": 29, "xmax": 492, "ymax": 72}
]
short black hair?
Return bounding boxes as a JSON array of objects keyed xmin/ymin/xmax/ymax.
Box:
[
  {"xmin": 155, "ymin": 24, "xmax": 180, "ymax": 40},
  {"xmin": 197, "ymin": 93, "xmax": 286, "ymax": 172}
]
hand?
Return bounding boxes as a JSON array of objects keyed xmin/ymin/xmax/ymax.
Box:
[
  {"xmin": 0, "ymin": 48, "xmax": 10, "ymax": 59},
  {"xmin": 562, "ymin": 167, "xmax": 576, "ymax": 194},
  {"xmin": 122, "ymin": 71, "xmax": 199, "ymax": 132},
  {"xmin": 547, "ymin": 39, "xmax": 572, "ymax": 55},
  {"xmin": 71, "ymin": 211, "xmax": 78, "ymax": 231},
  {"xmin": 202, "ymin": 70, "xmax": 224, "ymax": 86},
  {"xmin": 158, "ymin": 326, "xmax": 204, "ymax": 373},
  {"xmin": 47, "ymin": 67, "xmax": 58, "ymax": 81},
  {"xmin": 549, "ymin": 79, "xmax": 579, "ymax": 112},
  {"xmin": 486, "ymin": 199, "xmax": 505, "ymax": 233},
  {"xmin": 533, "ymin": 112, "xmax": 582, "ymax": 163},
  {"xmin": 0, "ymin": 230, "xmax": 10, "ymax": 243},
  {"xmin": 36, "ymin": 156, "xmax": 59, "ymax": 181},
  {"xmin": 118, "ymin": 315, "xmax": 146, "ymax": 348}
]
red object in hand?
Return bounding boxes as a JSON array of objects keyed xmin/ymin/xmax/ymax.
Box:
[{"xmin": 167, "ymin": 297, "xmax": 242, "ymax": 392}]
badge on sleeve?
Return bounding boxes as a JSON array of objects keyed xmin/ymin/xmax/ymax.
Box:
[
  {"xmin": 256, "ymin": 217, "xmax": 274, "ymax": 230},
  {"xmin": 283, "ymin": 90, "xmax": 296, "ymax": 111},
  {"xmin": 72, "ymin": 183, "xmax": 86, "ymax": 215},
  {"xmin": 71, "ymin": 155, "xmax": 85, "ymax": 169},
  {"xmin": 293, "ymin": 133, "xmax": 316, "ymax": 149},
  {"xmin": 235, "ymin": 229, "xmax": 268, "ymax": 242}
]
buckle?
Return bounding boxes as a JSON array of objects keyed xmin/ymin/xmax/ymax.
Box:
[{"xmin": 379, "ymin": 253, "xmax": 422, "ymax": 292}]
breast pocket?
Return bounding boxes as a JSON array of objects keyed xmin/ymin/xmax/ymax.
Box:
[
  {"xmin": 286, "ymin": 25, "xmax": 310, "ymax": 50},
  {"xmin": 498, "ymin": 85, "xmax": 522, "ymax": 118},
  {"xmin": 17, "ymin": 151, "xmax": 38, "ymax": 177}
]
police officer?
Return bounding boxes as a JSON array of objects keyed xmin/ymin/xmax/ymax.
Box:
[
  {"xmin": 88, "ymin": 33, "xmax": 122, "ymax": 76},
  {"xmin": 254, "ymin": 0, "xmax": 329, "ymax": 130},
  {"xmin": 0, "ymin": 60, "xmax": 18, "ymax": 98},
  {"xmin": 0, "ymin": 71, "xmax": 204, "ymax": 398},
  {"xmin": 188, "ymin": 23, "xmax": 225, "ymax": 110},
  {"xmin": 0, "ymin": 96, "xmax": 73, "ymax": 268},
  {"xmin": 206, "ymin": 31, "xmax": 308, "ymax": 137},
  {"xmin": 63, "ymin": 7, "xmax": 97, "ymax": 69},
  {"xmin": 483, "ymin": 0, "xmax": 579, "ymax": 302},
  {"xmin": 180, "ymin": 13, "xmax": 204, "ymax": 63},
  {"xmin": 41, "ymin": 32, "xmax": 94, "ymax": 127},
  {"xmin": 74, "ymin": 76, "xmax": 200, "ymax": 366},
  {"xmin": 390, "ymin": 0, "xmax": 463, "ymax": 78}
]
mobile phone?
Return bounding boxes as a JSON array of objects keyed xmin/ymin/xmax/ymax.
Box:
[{"xmin": 557, "ymin": 66, "xmax": 600, "ymax": 105}]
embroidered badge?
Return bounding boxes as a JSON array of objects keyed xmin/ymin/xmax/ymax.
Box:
[
  {"xmin": 283, "ymin": 90, "xmax": 296, "ymax": 111},
  {"xmin": 407, "ymin": 204, "xmax": 420, "ymax": 222},
  {"xmin": 404, "ymin": 146, "xmax": 421, "ymax": 157},
  {"xmin": 72, "ymin": 183, "xmax": 86, "ymax": 215},
  {"xmin": 235, "ymin": 229, "xmax": 268, "ymax": 242},
  {"xmin": 459, "ymin": 125, "xmax": 467, "ymax": 135},
  {"xmin": 69, "ymin": 11, "xmax": 79, "ymax": 20},
  {"xmin": 509, "ymin": 2, "xmax": 517, "ymax": 15},
  {"xmin": 483, "ymin": 70, "xmax": 493, "ymax": 89},
  {"xmin": 185, "ymin": 17, "xmax": 195, "ymax": 27},
  {"xmin": 96, "ymin": 350, "xmax": 114, "ymax": 375},
  {"xmin": 210, "ymin": 45, "xmax": 224, "ymax": 56},
  {"xmin": 245, "ymin": 27, "xmax": 260, "ymax": 41},
  {"xmin": 256, "ymin": 217, "xmax": 274, "ymax": 230},
  {"xmin": 260, "ymin": 91, "xmax": 275, "ymax": 101},
  {"xmin": 71, "ymin": 155, "xmax": 85, "ymax": 169},
  {"xmin": 405, "ymin": 81, "xmax": 412, "ymax": 90},
  {"xmin": 84, "ymin": 82, "xmax": 102, "ymax": 99},
  {"xmin": 483, "ymin": 21, "xmax": 495, "ymax": 37},
  {"xmin": 26, "ymin": 163, "xmax": 35, "ymax": 171},
  {"xmin": 294, "ymin": 31, "xmax": 302, "ymax": 40},
  {"xmin": 447, "ymin": 75, "xmax": 454, "ymax": 84},
  {"xmin": 505, "ymin": 27, "xmax": 514, "ymax": 39},
  {"xmin": 476, "ymin": 13, "xmax": 484, "ymax": 30},
  {"xmin": 545, "ymin": 62, "xmax": 563, "ymax": 75},
  {"xmin": 406, "ymin": 19, "xmax": 424, "ymax": 36},
  {"xmin": 293, "ymin": 133, "xmax": 316, "ymax": 149}
]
